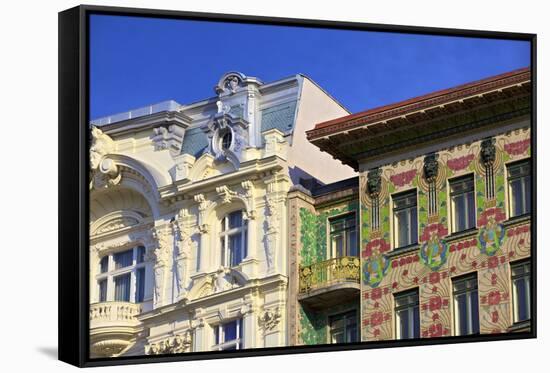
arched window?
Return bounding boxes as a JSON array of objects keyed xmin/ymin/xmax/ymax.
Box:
[
  {"xmin": 220, "ymin": 210, "xmax": 247, "ymax": 267},
  {"xmin": 96, "ymin": 245, "xmax": 146, "ymax": 303}
]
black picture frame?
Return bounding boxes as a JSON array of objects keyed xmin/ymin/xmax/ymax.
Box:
[{"xmin": 58, "ymin": 4, "xmax": 537, "ymax": 368}]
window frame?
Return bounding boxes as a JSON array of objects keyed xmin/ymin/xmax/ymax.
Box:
[
  {"xmin": 328, "ymin": 310, "xmax": 358, "ymax": 344},
  {"xmin": 449, "ymin": 174, "xmax": 476, "ymax": 234},
  {"xmin": 95, "ymin": 245, "xmax": 147, "ymax": 303},
  {"xmin": 394, "ymin": 288, "xmax": 420, "ymax": 340},
  {"xmin": 220, "ymin": 210, "xmax": 248, "ymax": 267},
  {"xmin": 511, "ymin": 259, "xmax": 531, "ymax": 323},
  {"xmin": 392, "ymin": 189, "xmax": 418, "ymax": 250},
  {"xmin": 507, "ymin": 159, "xmax": 531, "ymax": 219},
  {"xmin": 212, "ymin": 319, "xmax": 244, "ymax": 351},
  {"xmin": 452, "ymin": 272, "xmax": 480, "ymax": 336},
  {"xmin": 328, "ymin": 212, "xmax": 358, "ymax": 258}
]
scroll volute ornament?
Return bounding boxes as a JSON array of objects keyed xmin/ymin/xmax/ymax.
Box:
[
  {"xmin": 367, "ymin": 168, "xmax": 382, "ymax": 197},
  {"xmin": 423, "ymin": 153, "xmax": 439, "ymax": 181},
  {"xmin": 480, "ymin": 137, "xmax": 496, "ymax": 165}
]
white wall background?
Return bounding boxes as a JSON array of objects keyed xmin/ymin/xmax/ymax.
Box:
[{"xmin": 0, "ymin": 0, "xmax": 546, "ymax": 371}]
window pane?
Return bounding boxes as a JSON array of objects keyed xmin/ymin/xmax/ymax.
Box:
[
  {"xmin": 511, "ymin": 179, "xmax": 524, "ymax": 216},
  {"xmin": 470, "ymin": 290, "xmax": 479, "ymax": 334},
  {"xmin": 348, "ymin": 229, "xmax": 358, "ymax": 256},
  {"xmin": 229, "ymin": 233, "xmax": 242, "ymax": 266},
  {"xmin": 114, "ymin": 250, "xmax": 133, "ymax": 269},
  {"xmin": 466, "ymin": 191, "xmax": 475, "ymax": 229},
  {"xmin": 413, "ymin": 305, "xmax": 420, "ymax": 338},
  {"xmin": 410, "ymin": 207, "xmax": 418, "ymax": 244},
  {"xmin": 524, "ymin": 176, "xmax": 531, "ymax": 214},
  {"xmin": 136, "ymin": 246, "xmax": 145, "ymax": 263},
  {"xmin": 135, "ymin": 268, "xmax": 145, "ymax": 302},
  {"xmin": 114, "ymin": 273, "xmax": 131, "ymax": 302},
  {"xmin": 398, "ymin": 309, "xmax": 409, "ymax": 338},
  {"xmin": 397, "ymin": 210, "xmax": 409, "ymax": 247},
  {"xmin": 228, "ymin": 211, "xmax": 243, "ymax": 229},
  {"xmin": 99, "ymin": 256, "xmax": 109, "ymax": 273},
  {"xmin": 223, "ymin": 321, "xmax": 238, "ymax": 341},
  {"xmin": 456, "ymin": 293, "xmax": 468, "ymax": 335},
  {"xmin": 453, "ymin": 195, "xmax": 466, "ymax": 232},
  {"xmin": 98, "ymin": 279, "xmax": 107, "ymax": 302}
]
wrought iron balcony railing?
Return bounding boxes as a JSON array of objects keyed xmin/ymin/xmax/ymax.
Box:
[{"xmin": 299, "ymin": 256, "xmax": 360, "ymax": 294}]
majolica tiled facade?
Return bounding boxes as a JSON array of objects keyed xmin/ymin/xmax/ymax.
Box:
[{"xmin": 304, "ymin": 67, "xmax": 532, "ymax": 344}]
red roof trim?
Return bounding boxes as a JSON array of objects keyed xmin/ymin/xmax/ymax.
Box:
[{"xmin": 308, "ymin": 67, "xmax": 530, "ymax": 140}]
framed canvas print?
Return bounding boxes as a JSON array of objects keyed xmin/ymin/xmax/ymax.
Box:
[{"xmin": 58, "ymin": 4, "xmax": 536, "ymax": 367}]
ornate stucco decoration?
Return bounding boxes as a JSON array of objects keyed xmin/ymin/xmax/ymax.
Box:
[
  {"xmin": 423, "ymin": 153, "xmax": 439, "ymax": 181},
  {"xmin": 210, "ymin": 267, "xmax": 246, "ymax": 294},
  {"xmin": 89, "ymin": 126, "xmax": 121, "ymax": 190},
  {"xmin": 264, "ymin": 196, "xmax": 279, "ymax": 272},
  {"xmin": 480, "ymin": 137, "xmax": 497, "ymax": 200},
  {"xmin": 216, "ymin": 185, "xmax": 237, "ymax": 205},
  {"xmin": 152, "ymin": 124, "xmax": 186, "ymax": 156},
  {"xmin": 258, "ymin": 307, "xmax": 282, "ymax": 334},
  {"xmin": 214, "ymin": 72, "xmax": 246, "ymax": 96},
  {"xmin": 151, "ymin": 225, "xmax": 172, "ymax": 306},
  {"xmin": 145, "ymin": 331, "xmax": 192, "ymax": 355},
  {"xmin": 172, "ymin": 209, "xmax": 196, "ymax": 301},
  {"xmin": 423, "ymin": 153, "xmax": 440, "ymax": 216},
  {"xmin": 194, "ymin": 193, "xmax": 212, "ymax": 234},
  {"xmin": 366, "ymin": 168, "xmax": 382, "ymax": 197},
  {"xmin": 480, "ymin": 137, "xmax": 496, "ymax": 165}
]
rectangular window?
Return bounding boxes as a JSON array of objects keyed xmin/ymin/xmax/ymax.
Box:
[
  {"xmin": 511, "ymin": 260, "xmax": 531, "ymax": 323},
  {"xmin": 453, "ymin": 273, "xmax": 479, "ymax": 336},
  {"xmin": 450, "ymin": 175, "xmax": 476, "ymax": 233},
  {"xmin": 330, "ymin": 213, "xmax": 358, "ymax": 257},
  {"xmin": 214, "ymin": 319, "xmax": 243, "ymax": 350},
  {"xmin": 329, "ymin": 310, "xmax": 358, "ymax": 344},
  {"xmin": 508, "ymin": 160, "xmax": 531, "ymax": 217},
  {"xmin": 394, "ymin": 289, "xmax": 420, "ymax": 339},
  {"xmin": 114, "ymin": 249, "xmax": 134, "ymax": 269},
  {"xmin": 114, "ymin": 273, "xmax": 131, "ymax": 302},
  {"xmin": 221, "ymin": 211, "xmax": 247, "ymax": 267},
  {"xmin": 98, "ymin": 279, "xmax": 107, "ymax": 302},
  {"xmin": 99, "ymin": 256, "xmax": 109, "ymax": 273},
  {"xmin": 135, "ymin": 267, "xmax": 145, "ymax": 303},
  {"xmin": 393, "ymin": 190, "xmax": 418, "ymax": 249}
]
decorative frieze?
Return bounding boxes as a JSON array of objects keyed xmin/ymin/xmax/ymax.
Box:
[{"xmin": 145, "ymin": 332, "xmax": 192, "ymax": 355}]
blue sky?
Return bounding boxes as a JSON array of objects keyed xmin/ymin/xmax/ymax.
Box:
[{"xmin": 90, "ymin": 14, "xmax": 530, "ymax": 120}]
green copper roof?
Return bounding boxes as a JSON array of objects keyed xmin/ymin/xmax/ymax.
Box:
[
  {"xmin": 260, "ymin": 100, "xmax": 297, "ymax": 134},
  {"xmin": 180, "ymin": 127, "xmax": 208, "ymax": 157}
]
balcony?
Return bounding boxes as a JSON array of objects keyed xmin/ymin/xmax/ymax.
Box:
[
  {"xmin": 89, "ymin": 302, "xmax": 143, "ymax": 358},
  {"xmin": 298, "ymin": 256, "xmax": 360, "ymax": 310}
]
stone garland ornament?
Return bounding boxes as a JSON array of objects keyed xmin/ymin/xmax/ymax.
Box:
[{"xmin": 477, "ymin": 207, "xmax": 507, "ymax": 256}]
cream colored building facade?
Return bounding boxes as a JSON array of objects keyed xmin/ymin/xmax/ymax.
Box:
[{"xmin": 88, "ymin": 72, "xmax": 355, "ymax": 358}]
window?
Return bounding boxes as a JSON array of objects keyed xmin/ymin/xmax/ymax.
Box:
[
  {"xmin": 508, "ymin": 160, "xmax": 531, "ymax": 217},
  {"xmin": 220, "ymin": 211, "xmax": 247, "ymax": 267},
  {"xmin": 329, "ymin": 310, "xmax": 358, "ymax": 344},
  {"xmin": 393, "ymin": 190, "xmax": 418, "ymax": 249},
  {"xmin": 395, "ymin": 289, "xmax": 420, "ymax": 339},
  {"xmin": 96, "ymin": 245, "xmax": 147, "ymax": 303},
  {"xmin": 213, "ymin": 319, "xmax": 243, "ymax": 350},
  {"xmin": 329, "ymin": 213, "xmax": 358, "ymax": 258},
  {"xmin": 453, "ymin": 274, "xmax": 479, "ymax": 336},
  {"xmin": 511, "ymin": 260, "xmax": 531, "ymax": 323},
  {"xmin": 450, "ymin": 175, "xmax": 476, "ymax": 233},
  {"xmin": 220, "ymin": 129, "xmax": 232, "ymax": 150}
]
